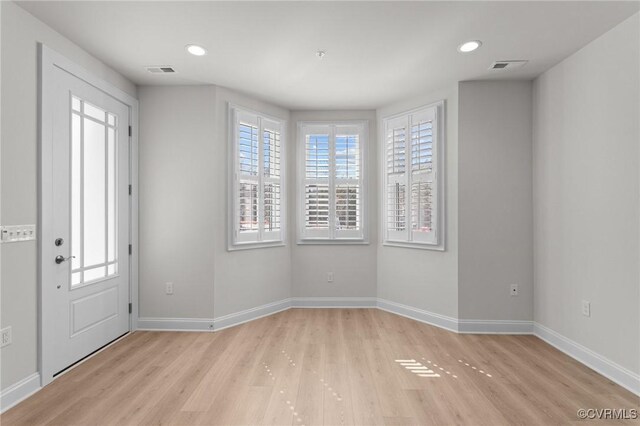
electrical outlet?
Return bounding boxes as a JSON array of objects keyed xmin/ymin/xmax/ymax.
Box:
[
  {"xmin": 1, "ymin": 326, "xmax": 12, "ymax": 348},
  {"xmin": 582, "ymin": 300, "xmax": 591, "ymax": 317},
  {"xmin": 327, "ymin": 272, "xmax": 334, "ymax": 283},
  {"xmin": 510, "ymin": 284, "xmax": 518, "ymax": 296},
  {"xmin": 165, "ymin": 282, "xmax": 174, "ymax": 295}
]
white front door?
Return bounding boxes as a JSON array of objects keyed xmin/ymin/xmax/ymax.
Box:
[{"xmin": 41, "ymin": 55, "xmax": 131, "ymax": 382}]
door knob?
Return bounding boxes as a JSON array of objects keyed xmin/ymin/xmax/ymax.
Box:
[{"xmin": 55, "ymin": 255, "xmax": 75, "ymax": 264}]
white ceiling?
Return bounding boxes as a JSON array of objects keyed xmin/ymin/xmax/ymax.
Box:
[{"xmin": 17, "ymin": 1, "xmax": 640, "ymax": 110}]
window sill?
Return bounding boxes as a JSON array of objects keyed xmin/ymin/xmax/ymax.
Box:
[
  {"xmin": 227, "ymin": 241, "xmax": 286, "ymax": 252},
  {"xmin": 382, "ymin": 241, "xmax": 445, "ymax": 251},
  {"xmin": 297, "ymin": 239, "xmax": 369, "ymax": 246}
]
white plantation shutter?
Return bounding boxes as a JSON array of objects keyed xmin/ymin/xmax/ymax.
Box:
[
  {"xmin": 231, "ymin": 106, "xmax": 285, "ymax": 248},
  {"xmin": 386, "ymin": 116, "xmax": 408, "ymax": 241},
  {"xmin": 262, "ymin": 119, "xmax": 282, "ymax": 241},
  {"xmin": 299, "ymin": 122, "xmax": 366, "ymax": 241},
  {"xmin": 334, "ymin": 125, "xmax": 362, "ymax": 239},
  {"xmin": 237, "ymin": 112, "xmax": 260, "ymax": 242},
  {"xmin": 304, "ymin": 128, "xmax": 331, "ymax": 238},
  {"xmin": 383, "ymin": 103, "xmax": 442, "ymax": 248},
  {"xmin": 409, "ymin": 108, "xmax": 437, "ymax": 244}
]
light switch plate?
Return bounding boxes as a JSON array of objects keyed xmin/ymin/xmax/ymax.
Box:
[{"xmin": 0, "ymin": 225, "xmax": 37, "ymax": 243}]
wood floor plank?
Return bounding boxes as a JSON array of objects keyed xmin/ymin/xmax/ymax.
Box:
[
  {"xmin": 292, "ymin": 342, "xmax": 325, "ymax": 426},
  {"xmin": 138, "ymin": 333, "xmax": 228, "ymax": 425},
  {"xmin": 361, "ymin": 337, "xmax": 413, "ymax": 418},
  {"xmin": 2, "ymin": 309, "xmax": 637, "ymax": 426},
  {"xmin": 259, "ymin": 313, "xmax": 310, "ymax": 426},
  {"xmin": 180, "ymin": 326, "xmax": 249, "ymax": 412},
  {"xmin": 107, "ymin": 332, "xmax": 212, "ymax": 425},
  {"xmin": 343, "ymin": 336, "xmax": 386, "ymax": 425},
  {"xmin": 198, "ymin": 319, "xmax": 278, "ymax": 425},
  {"xmin": 322, "ymin": 359, "xmax": 355, "ymax": 426}
]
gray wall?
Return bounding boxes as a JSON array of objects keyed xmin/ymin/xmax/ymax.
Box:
[
  {"xmin": 458, "ymin": 81, "xmax": 533, "ymax": 321},
  {"xmin": 533, "ymin": 13, "xmax": 639, "ymax": 374},
  {"xmin": 290, "ymin": 110, "xmax": 378, "ymax": 298},
  {"xmin": 138, "ymin": 86, "xmax": 216, "ymax": 319},
  {"xmin": 0, "ymin": 1, "xmax": 136, "ymax": 391},
  {"xmin": 137, "ymin": 85, "xmax": 292, "ymax": 320},
  {"xmin": 213, "ymin": 87, "xmax": 292, "ymax": 318},
  {"xmin": 376, "ymin": 85, "xmax": 460, "ymax": 318}
]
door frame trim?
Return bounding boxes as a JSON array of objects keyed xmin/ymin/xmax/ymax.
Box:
[{"xmin": 38, "ymin": 44, "xmax": 139, "ymax": 386}]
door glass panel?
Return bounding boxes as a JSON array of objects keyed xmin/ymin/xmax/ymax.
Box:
[
  {"xmin": 84, "ymin": 266, "xmax": 106, "ymax": 282},
  {"xmin": 83, "ymin": 118, "xmax": 106, "ymax": 266},
  {"xmin": 83, "ymin": 101, "xmax": 106, "ymax": 122},
  {"xmin": 71, "ymin": 114, "xmax": 82, "ymax": 270},
  {"xmin": 71, "ymin": 272, "xmax": 81, "ymax": 286},
  {"xmin": 107, "ymin": 128, "xmax": 116, "ymax": 262},
  {"xmin": 70, "ymin": 95, "xmax": 119, "ymax": 287}
]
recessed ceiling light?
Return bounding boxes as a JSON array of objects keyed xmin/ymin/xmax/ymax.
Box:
[
  {"xmin": 186, "ymin": 44, "xmax": 207, "ymax": 56},
  {"xmin": 458, "ymin": 40, "xmax": 482, "ymax": 53}
]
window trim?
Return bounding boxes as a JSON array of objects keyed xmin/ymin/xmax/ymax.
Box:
[
  {"xmin": 381, "ymin": 101, "xmax": 446, "ymax": 251},
  {"xmin": 297, "ymin": 120, "xmax": 369, "ymax": 245},
  {"xmin": 228, "ymin": 103, "xmax": 287, "ymax": 251}
]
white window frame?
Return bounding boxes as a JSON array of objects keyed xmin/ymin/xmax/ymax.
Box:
[
  {"xmin": 228, "ymin": 104, "xmax": 286, "ymax": 251},
  {"xmin": 382, "ymin": 101, "xmax": 445, "ymax": 250},
  {"xmin": 297, "ymin": 121, "xmax": 368, "ymax": 244}
]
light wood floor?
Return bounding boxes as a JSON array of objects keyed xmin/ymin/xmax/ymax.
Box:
[{"xmin": 2, "ymin": 309, "xmax": 638, "ymax": 425}]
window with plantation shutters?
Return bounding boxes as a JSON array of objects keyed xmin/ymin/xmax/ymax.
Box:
[
  {"xmin": 383, "ymin": 102, "xmax": 444, "ymax": 249},
  {"xmin": 230, "ymin": 106, "xmax": 285, "ymax": 249},
  {"xmin": 298, "ymin": 122, "xmax": 367, "ymax": 242}
]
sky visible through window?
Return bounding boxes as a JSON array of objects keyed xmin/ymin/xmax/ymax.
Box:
[{"xmin": 239, "ymin": 123, "xmax": 258, "ymax": 176}]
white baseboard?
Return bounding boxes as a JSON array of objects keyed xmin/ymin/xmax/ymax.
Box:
[
  {"xmin": 137, "ymin": 299, "xmax": 293, "ymax": 332},
  {"xmin": 137, "ymin": 317, "xmax": 215, "ymax": 332},
  {"xmin": 138, "ymin": 298, "xmax": 531, "ymax": 335},
  {"xmin": 376, "ymin": 298, "xmax": 459, "ymax": 332},
  {"xmin": 458, "ymin": 319, "xmax": 534, "ymax": 334},
  {"xmin": 0, "ymin": 373, "xmax": 41, "ymax": 414},
  {"xmin": 137, "ymin": 297, "xmax": 376, "ymax": 332},
  {"xmin": 533, "ymin": 323, "xmax": 640, "ymax": 396},
  {"xmin": 377, "ymin": 298, "xmax": 534, "ymax": 334},
  {"xmin": 291, "ymin": 297, "xmax": 377, "ymax": 308},
  {"xmin": 213, "ymin": 298, "xmax": 292, "ymax": 331}
]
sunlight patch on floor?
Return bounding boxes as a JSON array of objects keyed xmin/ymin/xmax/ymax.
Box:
[
  {"xmin": 457, "ymin": 359, "xmax": 493, "ymax": 378},
  {"xmin": 395, "ymin": 359, "xmax": 441, "ymax": 378}
]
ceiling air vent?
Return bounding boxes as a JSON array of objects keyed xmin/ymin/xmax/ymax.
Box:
[
  {"xmin": 145, "ymin": 66, "xmax": 176, "ymax": 74},
  {"xmin": 489, "ymin": 60, "xmax": 528, "ymax": 71}
]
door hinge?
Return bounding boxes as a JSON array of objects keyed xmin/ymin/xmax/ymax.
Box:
[
  {"xmin": 128, "ymin": 126, "xmax": 132, "ymax": 137},
  {"xmin": 128, "ymin": 244, "xmax": 132, "ymax": 255},
  {"xmin": 128, "ymin": 184, "xmax": 132, "ymax": 195},
  {"xmin": 128, "ymin": 303, "xmax": 132, "ymax": 314}
]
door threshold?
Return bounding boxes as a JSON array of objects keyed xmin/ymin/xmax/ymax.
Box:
[{"xmin": 51, "ymin": 332, "xmax": 131, "ymax": 380}]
